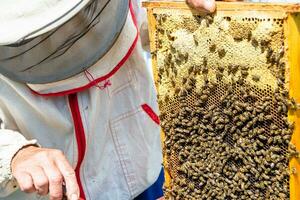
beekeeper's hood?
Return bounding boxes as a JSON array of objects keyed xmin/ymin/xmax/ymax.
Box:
[{"xmin": 0, "ymin": 0, "xmax": 129, "ymax": 83}]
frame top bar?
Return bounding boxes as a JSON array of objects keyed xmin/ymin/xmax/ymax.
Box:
[{"xmin": 142, "ymin": 1, "xmax": 300, "ymax": 13}]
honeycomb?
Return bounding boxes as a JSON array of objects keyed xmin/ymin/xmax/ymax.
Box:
[{"xmin": 152, "ymin": 9, "xmax": 299, "ymax": 200}]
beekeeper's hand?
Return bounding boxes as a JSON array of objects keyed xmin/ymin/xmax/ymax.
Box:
[
  {"xmin": 11, "ymin": 146, "xmax": 79, "ymax": 200},
  {"xmin": 186, "ymin": 0, "xmax": 216, "ymax": 12}
]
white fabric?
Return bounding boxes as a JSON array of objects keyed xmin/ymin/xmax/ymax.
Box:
[
  {"xmin": 0, "ymin": 2, "xmax": 162, "ymax": 199},
  {"xmin": 0, "ymin": 0, "xmax": 90, "ymax": 45}
]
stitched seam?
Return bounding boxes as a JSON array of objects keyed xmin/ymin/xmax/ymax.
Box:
[
  {"xmin": 112, "ymin": 125, "xmax": 133, "ymax": 187},
  {"xmin": 110, "ymin": 107, "xmax": 141, "ymax": 124},
  {"xmin": 116, "ymin": 131, "xmax": 138, "ymax": 196},
  {"xmin": 112, "ymin": 82, "xmax": 131, "ymax": 95},
  {"xmin": 109, "ymin": 122, "xmax": 134, "ymax": 197},
  {"xmin": 111, "ymin": 65, "xmax": 134, "ymax": 95},
  {"xmin": 78, "ymin": 94, "xmax": 91, "ymax": 200}
]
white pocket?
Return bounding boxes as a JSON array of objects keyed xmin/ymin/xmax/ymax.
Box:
[{"xmin": 110, "ymin": 104, "xmax": 162, "ymax": 198}]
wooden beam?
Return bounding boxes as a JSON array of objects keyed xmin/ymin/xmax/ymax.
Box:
[{"xmin": 142, "ymin": 1, "xmax": 300, "ymax": 13}]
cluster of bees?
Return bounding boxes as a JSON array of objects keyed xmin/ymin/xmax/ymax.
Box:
[
  {"xmin": 154, "ymin": 12, "xmax": 298, "ymax": 200},
  {"xmin": 162, "ymin": 76, "xmax": 295, "ymax": 199}
]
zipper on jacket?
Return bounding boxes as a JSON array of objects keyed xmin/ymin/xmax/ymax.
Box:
[{"xmin": 68, "ymin": 93, "xmax": 87, "ymax": 200}]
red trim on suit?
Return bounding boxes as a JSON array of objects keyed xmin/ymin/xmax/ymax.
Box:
[
  {"xmin": 142, "ymin": 104, "xmax": 160, "ymax": 125},
  {"xmin": 68, "ymin": 93, "xmax": 87, "ymax": 200}
]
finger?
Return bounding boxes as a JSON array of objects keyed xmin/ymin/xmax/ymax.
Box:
[
  {"xmin": 54, "ymin": 152, "xmax": 79, "ymax": 200},
  {"xmin": 14, "ymin": 171, "xmax": 36, "ymax": 193},
  {"xmin": 30, "ymin": 167, "xmax": 49, "ymax": 196},
  {"xmin": 42, "ymin": 160, "xmax": 64, "ymax": 200},
  {"xmin": 222, "ymin": 0, "xmax": 242, "ymax": 1},
  {"xmin": 204, "ymin": 0, "xmax": 216, "ymax": 13},
  {"xmin": 187, "ymin": 0, "xmax": 216, "ymax": 13}
]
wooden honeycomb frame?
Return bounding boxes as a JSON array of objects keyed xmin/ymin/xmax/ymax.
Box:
[{"xmin": 143, "ymin": 1, "xmax": 300, "ymax": 199}]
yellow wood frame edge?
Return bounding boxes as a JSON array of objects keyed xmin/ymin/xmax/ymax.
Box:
[
  {"xmin": 143, "ymin": 1, "xmax": 300, "ymax": 13},
  {"xmin": 286, "ymin": 12, "xmax": 300, "ymax": 200},
  {"xmin": 145, "ymin": 1, "xmax": 300, "ymax": 196},
  {"xmin": 146, "ymin": 6, "xmax": 173, "ymax": 187}
]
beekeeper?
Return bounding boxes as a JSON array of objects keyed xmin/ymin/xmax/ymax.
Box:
[{"xmin": 0, "ymin": 0, "xmax": 213, "ymax": 200}]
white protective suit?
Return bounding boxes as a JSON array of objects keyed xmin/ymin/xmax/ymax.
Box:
[{"xmin": 0, "ymin": 1, "xmax": 162, "ymax": 200}]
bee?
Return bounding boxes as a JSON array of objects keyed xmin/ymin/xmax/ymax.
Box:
[
  {"xmin": 270, "ymin": 146, "xmax": 282, "ymax": 153},
  {"xmin": 245, "ymin": 106, "xmax": 254, "ymax": 112},
  {"xmin": 288, "ymin": 122, "xmax": 295, "ymax": 130},
  {"xmin": 217, "ymin": 66, "xmax": 225, "ymax": 73},
  {"xmin": 193, "ymin": 34, "xmax": 198, "ymax": 46},
  {"xmin": 188, "ymin": 66, "xmax": 195, "ymax": 75},
  {"xmin": 290, "ymin": 166, "xmax": 297, "ymax": 175},
  {"xmin": 288, "ymin": 97, "xmax": 300, "ymax": 111},
  {"xmin": 167, "ymin": 33, "xmax": 175, "ymax": 41},
  {"xmin": 249, "ymin": 91, "xmax": 258, "ymax": 99},
  {"xmin": 150, "ymin": 50, "xmax": 157, "ymax": 57},
  {"xmin": 209, "ymin": 44, "xmax": 216, "ymax": 52},
  {"xmin": 173, "ymin": 67, "xmax": 178, "ymax": 77},
  {"xmin": 200, "ymin": 94, "xmax": 208, "ymax": 101},
  {"xmin": 216, "ymin": 71, "xmax": 223, "ymax": 79},
  {"xmin": 266, "ymin": 47, "xmax": 274, "ymax": 60},
  {"xmin": 174, "ymin": 87, "xmax": 181, "ymax": 95},
  {"xmin": 202, "ymin": 61, "xmax": 208, "ymax": 73},
  {"xmin": 206, "ymin": 15, "xmax": 214, "ymax": 24},
  {"xmin": 218, "ymin": 49, "xmax": 226, "ymax": 58},
  {"xmin": 170, "ymin": 45, "xmax": 176, "ymax": 54},
  {"xmin": 241, "ymin": 70, "xmax": 249, "ymax": 77},
  {"xmin": 188, "ymin": 182, "xmax": 195, "ymax": 191},
  {"xmin": 183, "ymin": 52, "xmax": 189, "ymax": 63},
  {"xmin": 164, "ymin": 95, "xmax": 170, "ymax": 103},
  {"xmin": 252, "ymin": 75, "xmax": 260, "ymax": 82},
  {"xmin": 257, "ymin": 128, "xmax": 265, "ymax": 134},
  {"xmin": 288, "ymin": 142, "xmax": 298, "ymax": 152},
  {"xmin": 258, "ymin": 135, "xmax": 267, "ymax": 141},
  {"xmin": 161, "ymin": 15, "xmax": 167, "ymax": 22},
  {"xmin": 229, "ymin": 126, "xmax": 237, "ymax": 133},
  {"xmin": 157, "ymin": 27, "xmax": 165, "ymax": 34},
  {"xmin": 278, "ymin": 46, "xmax": 285, "ymax": 58},
  {"xmin": 182, "ymin": 77, "xmax": 188, "ymax": 85},
  {"xmin": 279, "ymin": 62, "xmax": 286, "ymax": 70},
  {"xmin": 175, "ymin": 58, "xmax": 182, "ymax": 65},
  {"xmin": 170, "ymin": 79, "xmax": 176, "ymax": 87},
  {"xmin": 157, "ymin": 39, "xmax": 163, "ymax": 49},
  {"xmin": 251, "ymin": 38, "xmax": 259, "ymax": 47},
  {"xmin": 236, "ymin": 121, "xmax": 243, "ymax": 127},
  {"xmin": 283, "ymin": 134, "xmax": 291, "ymax": 142},
  {"xmin": 277, "ymin": 77, "xmax": 285, "ymax": 88}
]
